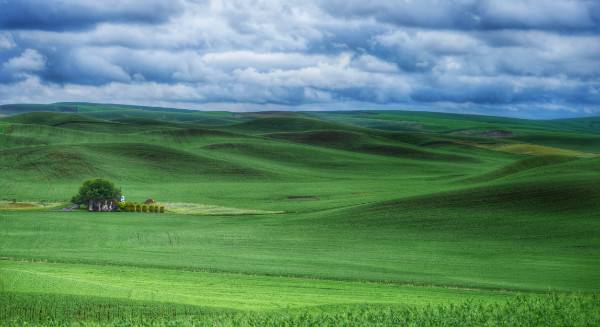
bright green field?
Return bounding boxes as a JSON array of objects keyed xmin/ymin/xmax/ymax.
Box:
[{"xmin": 1, "ymin": 105, "xmax": 599, "ymax": 325}]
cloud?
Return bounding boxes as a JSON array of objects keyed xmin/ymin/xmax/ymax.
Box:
[
  {"xmin": 1, "ymin": 49, "xmax": 46, "ymax": 82},
  {"xmin": 3, "ymin": 49, "xmax": 45, "ymax": 71},
  {"xmin": 0, "ymin": 0, "xmax": 184, "ymax": 31},
  {"xmin": 318, "ymin": 1, "xmax": 478, "ymax": 29},
  {"xmin": 0, "ymin": 32, "xmax": 16, "ymax": 49},
  {"xmin": 477, "ymin": 0, "xmax": 599, "ymax": 30},
  {"xmin": 317, "ymin": 0, "xmax": 600, "ymax": 31},
  {"xmin": 0, "ymin": 0, "xmax": 598, "ymax": 118}
]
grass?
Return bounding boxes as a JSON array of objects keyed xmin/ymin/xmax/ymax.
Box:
[
  {"xmin": 1, "ymin": 285, "xmax": 597, "ymax": 326},
  {"xmin": 1, "ymin": 185, "xmax": 598, "ymax": 293},
  {"xmin": 0, "ymin": 122, "xmax": 12, "ymax": 134},
  {"xmin": 4, "ymin": 261, "xmax": 597, "ymax": 326},
  {"xmin": 0, "ymin": 261, "xmax": 516, "ymax": 312},
  {"xmin": 464, "ymin": 155, "xmax": 579, "ymax": 183},
  {"xmin": 0, "ymin": 106, "xmax": 599, "ymax": 325}
]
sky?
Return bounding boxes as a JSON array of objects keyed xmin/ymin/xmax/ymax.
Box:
[{"xmin": 0, "ymin": 0, "xmax": 599, "ymax": 119}]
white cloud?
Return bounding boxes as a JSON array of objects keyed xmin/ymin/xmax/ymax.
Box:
[
  {"xmin": 2, "ymin": 49, "xmax": 46, "ymax": 82},
  {"xmin": 0, "ymin": 32, "xmax": 15, "ymax": 49},
  {"xmin": 3, "ymin": 49, "xmax": 46, "ymax": 72},
  {"xmin": 352, "ymin": 54, "xmax": 399, "ymax": 73},
  {"xmin": 202, "ymin": 51, "xmax": 332, "ymax": 71}
]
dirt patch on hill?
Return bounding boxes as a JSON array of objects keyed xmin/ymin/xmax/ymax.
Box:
[
  {"xmin": 478, "ymin": 130, "xmax": 517, "ymax": 138},
  {"xmin": 47, "ymin": 151, "xmax": 84, "ymax": 160},
  {"xmin": 202, "ymin": 143, "xmax": 247, "ymax": 150},
  {"xmin": 232, "ymin": 112, "xmax": 309, "ymax": 119},
  {"xmin": 267, "ymin": 130, "xmax": 364, "ymax": 146},
  {"xmin": 287, "ymin": 196, "xmax": 319, "ymax": 200},
  {"xmin": 452, "ymin": 130, "xmax": 517, "ymax": 138}
]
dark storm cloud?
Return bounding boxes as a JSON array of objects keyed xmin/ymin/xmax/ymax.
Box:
[
  {"xmin": 318, "ymin": 0, "xmax": 600, "ymax": 32},
  {"xmin": 0, "ymin": 0, "xmax": 184, "ymax": 31},
  {"xmin": 0, "ymin": 0, "xmax": 598, "ymax": 118}
]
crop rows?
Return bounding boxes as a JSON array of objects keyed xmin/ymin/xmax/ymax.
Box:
[
  {"xmin": 1, "ymin": 293, "xmax": 598, "ymax": 326},
  {"xmin": 0, "ymin": 292, "xmax": 225, "ymax": 326}
]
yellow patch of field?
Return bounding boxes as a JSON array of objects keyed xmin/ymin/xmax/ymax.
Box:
[
  {"xmin": 0, "ymin": 201, "xmax": 66, "ymax": 210},
  {"xmin": 163, "ymin": 202, "xmax": 284, "ymax": 216},
  {"xmin": 476, "ymin": 143, "xmax": 598, "ymax": 157}
]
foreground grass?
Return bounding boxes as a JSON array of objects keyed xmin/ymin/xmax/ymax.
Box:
[
  {"xmin": 1, "ymin": 291, "xmax": 598, "ymax": 326},
  {"xmin": 2, "ymin": 262, "xmax": 598, "ymax": 326},
  {"xmin": 0, "ymin": 261, "xmax": 516, "ymax": 313}
]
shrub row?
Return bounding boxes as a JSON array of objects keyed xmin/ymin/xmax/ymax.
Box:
[{"xmin": 119, "ymin": 202, "xmax": 164, "ymax": 213}]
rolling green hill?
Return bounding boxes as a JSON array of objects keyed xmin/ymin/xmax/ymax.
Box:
[{"xmin": 1, "ymin": 106, "xmax": 599, "ymax": 325}]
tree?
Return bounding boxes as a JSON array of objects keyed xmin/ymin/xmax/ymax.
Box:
[
  {"xmin": 70, "ymin": 194, "xmax": 84, "ymax": 208},
  {"xmin": 73, "ymin": 178, "xmax": 121, "ymax": 212}
]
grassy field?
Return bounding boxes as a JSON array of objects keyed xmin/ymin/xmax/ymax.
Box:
[{"xmin": 0, "ymin": 104, "xmax": 599, "ymax": 325}]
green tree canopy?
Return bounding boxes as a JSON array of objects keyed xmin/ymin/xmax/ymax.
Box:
[
  {"xmin": 70, "ymin": 193, "xmax": 84, "ymax": 208},
  {"xmin": 73, "ymin": 178, "xmax": 121, "ymax": 206}
]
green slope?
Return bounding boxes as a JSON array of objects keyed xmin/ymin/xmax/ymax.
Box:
[
  {"xmin": 1, "ymin": 111, "xmax": 110, "ymax": 125},
  {"xmin": 1, "ymin": 107, "xmax": 600, "ymax": 326},
  {"xmin": 266, "ymin": 130, "xmax": 479, "ymax": 162},
  {"xmin": 465, "ymin": 155, "xmax": 579, "ymax": 183},
  {"xmin": 221, "ymin": 117, "xmax": 369, "ymax": 135},
  {"xmin": 0, "ymin": 107, "xmax": 598, "ymax": 297},
  {"xmin": 1, "ymin": 175, "xmax": 598, "ymax": 292},
  {"xmin": 0, "ymin": 112, "xmax": 176, "ymax": 134}
]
